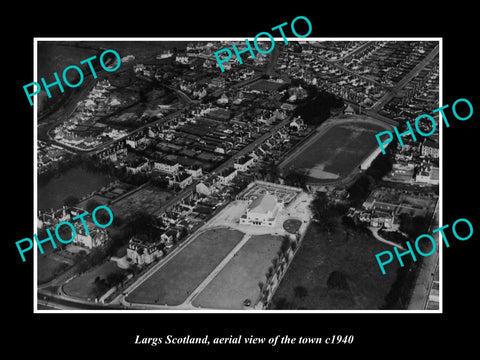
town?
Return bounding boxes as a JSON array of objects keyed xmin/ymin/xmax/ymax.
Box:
[{"xmin": 36, "ymin": 39, "xmax": 440, "ymax": 311}]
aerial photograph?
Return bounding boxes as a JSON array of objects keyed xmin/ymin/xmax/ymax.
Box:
[{"xmin": 35, "ymin": 39, "xmax": 440, "ymax": 311}]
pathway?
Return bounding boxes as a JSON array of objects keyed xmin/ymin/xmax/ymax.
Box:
[
  {"xmin": 183, "ymin": 233, "xmax": 252, "ymax": 306},
  {"xmin": 368, "ymin": 226, "xmax": 406, "ymax": 250}
]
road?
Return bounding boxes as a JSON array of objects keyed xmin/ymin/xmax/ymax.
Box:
[
  {"xmin": 368, "ymin": 226, "xmax": 406, "ymax": 250},
  {"xmin": 407, "ymin": 199, "xmax": 440, "ymax": 310},
  {"xmin": 370, "ymin": 44, "xmax": 440, "ymax": 113},
  {"xmin": 37, "ymin": 293, "xmax": 126, "ymax": 310}
]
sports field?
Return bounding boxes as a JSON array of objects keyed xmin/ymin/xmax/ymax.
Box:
[
  {"xmin": 280, "ymin": 119, "xmax": 386, "ymax": 183},
  {"xmin": 125, "ymin": 228, "xmax": 245, "ymax": 306},
  {"xmin": 192, "ymin": 234, "xmax": 283, "ymax": 309}
]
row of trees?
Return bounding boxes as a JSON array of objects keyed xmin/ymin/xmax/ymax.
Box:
[
  {"xmin": 92, "ymin": 272, "xmax": 127, "ymax": 299},
  {"xmin": 347, "ymin": 152, "xmax": 394, "ymax": 206},
  {"xmin": 292, "ymin": 86, "xmax": 344, "ymax": 127},
  {"xmin": 258, "ymin": 235, "xmax": 298, "ymax": 306}
]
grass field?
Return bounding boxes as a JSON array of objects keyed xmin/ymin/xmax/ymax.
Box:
[
  {"xmin": 192, "ymin": 234, "xmax": 283, "ymax": 309},
  {"xmin": 280, "ymin": 120, "xmax": 385, "ymax": 183},
  {"xmin": 270, "ymin": 222, "xmax": 400, "ymax": 310},
  {"xmin": 63, "ymin": 261, "xmax": 125, "ymax": 300},
  {"xmin": 248, "ymin": 80, "xmax": 284, "ymax": 92},
  {"xmin": 110, "ymin": 185, "xmax": 172, "ymax": 218},
  {"xmin": 37, "ymin": 253, "xmax": 69, "ymax": 284},
  {"xmin": 125, "ymin": 228, "xmax": 245, "ymax": 306}
]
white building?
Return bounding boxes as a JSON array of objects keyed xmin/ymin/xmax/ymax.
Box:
[
  {"xmin": 126, "ymin": 237, "xmax": 163, "ymax": 266},
  {"xmin": 240, "ymin": 193, "xmax": 280, "ymax": 227},
  {"xmin": 421, "ymin": 139, "xmax": 439, "ymax": 158},
  {"xmin": 234, "ymin": 155, "xmax": 255, "ymax": 172},
  {"xmin": 185, "ymin": 165, "xmax": 203, "ymax": 178},
  {"xmin": 153, "ymin": 159, "xmax": 180, "ymax": 175},
  {"xmin": 157, "ymin": 50, "xmax": 173, "ymax": 59},
  {"xmin": 196, "ymin": 179, "xmax": 217, "ymax": 196},
  {"xmin": 176, "ymin": 55, "xmax": 189, "ymax": 64},
  {"xmin": 73, "ymin": 221, "xmax": 109, "ymax": 249}
]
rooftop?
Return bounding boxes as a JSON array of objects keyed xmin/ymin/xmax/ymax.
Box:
[{"xmin": 248, "ymin": 193, "xmax": 278, "ymax": 214}]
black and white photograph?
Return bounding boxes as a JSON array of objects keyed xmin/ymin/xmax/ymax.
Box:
[
  {"xmin": 34, "ymin": 38, "xmax": 441, "ymax": 312},
  {"xmin": 6, "ymin": 4, "xmax": 478, "ymax": 356}
]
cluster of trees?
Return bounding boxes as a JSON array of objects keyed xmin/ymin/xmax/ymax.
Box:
[
  {"xmin": 292, "ymin": 87, "xmax": 344, "ymax": 127},
  {"xmin": 282, "ymin": 170, "xmax": 308, "ymax": 190},
  {"xmin": 259, "ymin": 235, "xmax": 298, "ymax": 306},
  {"xmin": 76, "ymin": 247, "xmax": 109, "ymax": 274},
  {"xmin": 347, "ymin": 153, "xmax": 393, "ymax": 206},
  {"xmin": 92, "ymin": 272, "xmax": 127, "ymax": 299},
  {"xmin": 347, "ymin": 175, "xmax": 375, "ymax": 206},
  {"xmin": 398, "ymin": 213, "xmax": 431, "ymax": 240},
  {"xmin": 310, "ymin": 192, "xmax": 349, "ymax": 233},
  {"xmin": 381, "ymin": 256, "xmax": 420, "ymax": 309},
  {"xmin": 125, "ymin": 210, "xmax": 165, "ymax": 241}
]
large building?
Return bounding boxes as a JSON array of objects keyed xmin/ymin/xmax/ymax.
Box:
[
  {"xmin": 74, "ymin": 221, "xmax": 110, "ymax": 249},
  {"xmin": 240, "ymin": 193, "xmax": 280, "ymax": 227},
  {"xmin": 126, "ymin": 236, "xmax": 164, "ymax": 266}
]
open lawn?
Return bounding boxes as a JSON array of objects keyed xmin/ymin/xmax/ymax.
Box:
[
  {"xmin": 37, "ymin": 253, "xmax": 70, "ymax": 284},
  {"xmin": 63, "ymin": 261, "xmax": 125, "ymax": 300},
  {"xmin": 270, "ymin": 222, "xmax": 400, "ymax": 309},
  {"xmin": 192, "ymin": 234, "xmax": 283, "ymax": 309},
  {"xmin": 126, "ymin": 228, "xmax": 245, "ymax": 306},
  {"xmin": 280, "ymin": 120, "xmax": 385, "ymax": 183}
]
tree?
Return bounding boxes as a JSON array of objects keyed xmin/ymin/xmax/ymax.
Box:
[
  {"xmin": 341, "ymin": 215, "xmax": 356, "ymax": 229},
  {"xmin": 280, "ymin": 236, "xmax": 291, "ymax": 255},
  {"xmin": 317, "ymin": 217, "xmax": 337, "ymax": 233},
  {"xmin": 347, "ymin": 175, "xmax": 374, "ymax": 205},
  {"xmin": 127, "ymin": 211, "xmax": 163, "ymax": 239},
  {"xmin": 327, "ymin": 271, "xmax": 349, "ymax": 291},
  {"xmin": 283, "ymin": 170, "xmax": 307, "ymax": 189},
  {"xmin": 63, "ymin": 195, "xmax": 79, "ymax": 207},
  {"xmin": 309, "ymin": 192, "xmax": 329, "ymax": 220},
  {"xmin": 293, "ymin": 89, "xmax": 344, "ymax": 126},
  {"xmin": 86, "ymin": 199, "xmax": 101, "ymax": 214},
  {"xmin": 106, "ymin": 272, "xmax": 126, "ymax": 287},
  {"xmin": 150, "ymin": 177, "xmax": 169, "ymax": 189},
  {"xmin": 266, "ymin": 160, "xmax": 279, "ymax": 183},
  {"xmin": 293, "ymin": 285, "xmax": 308, "ymax": 299},
  {"xmin": 398, "ymin": 214, "xmax": 430, "ymax": 239},
  {"xmin": 92, "ymin": 278, "xmax": 108, "ymax": 298},
  {"xmin": 366, "ymin": 153, "xmax": 393, "ymax": 181}
]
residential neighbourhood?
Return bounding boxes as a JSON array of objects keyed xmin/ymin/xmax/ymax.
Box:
[{"xmin": 36, "ymin": 39, "xmax": 440, "ymax": 311}]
